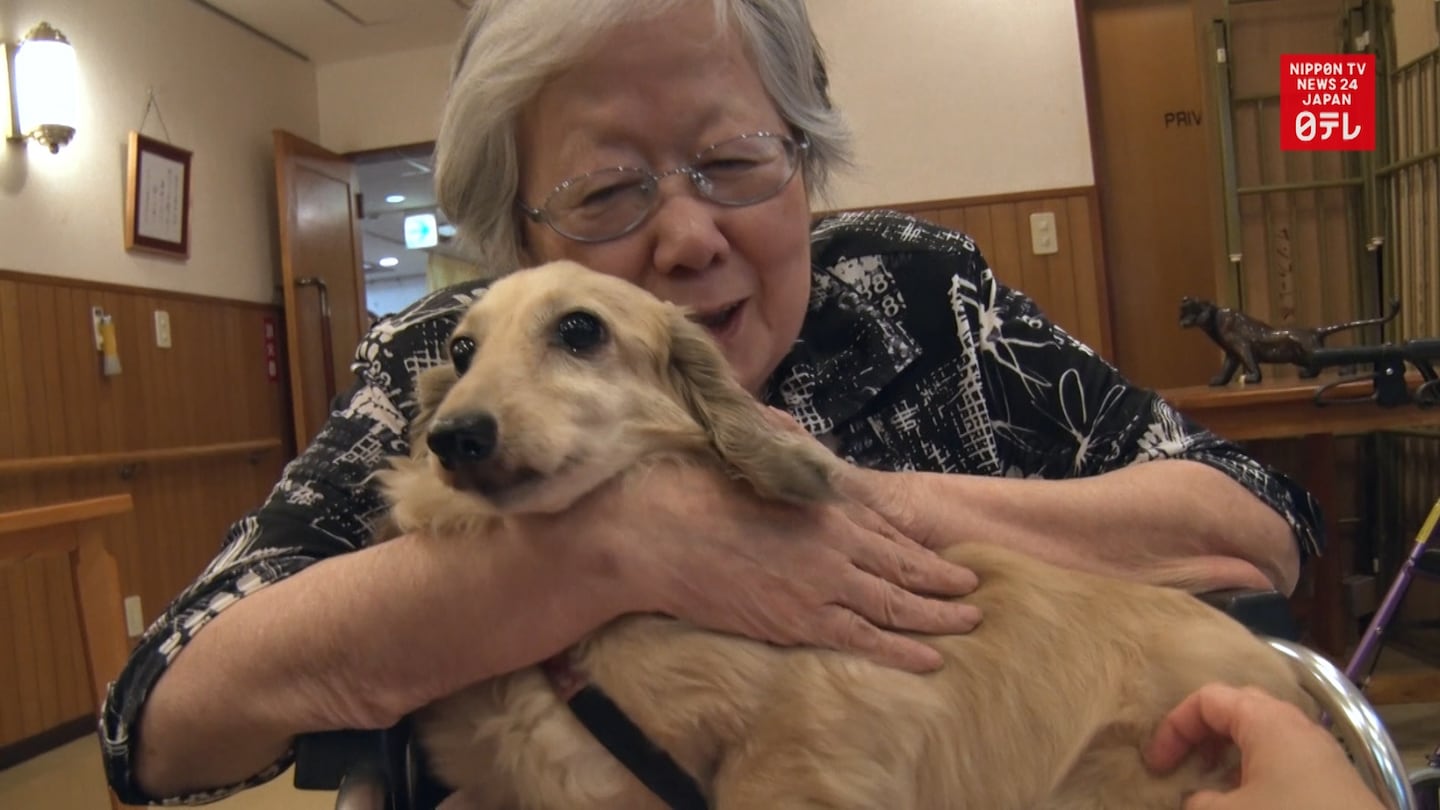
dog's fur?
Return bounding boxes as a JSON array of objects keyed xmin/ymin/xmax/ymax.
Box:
[{"xmin": 379, "ymin": 261, "xmax": 1313, "ymax": 810}]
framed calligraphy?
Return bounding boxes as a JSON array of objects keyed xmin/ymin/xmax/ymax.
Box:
[{"xmin": 124, "ymin": 131, "xmax": 192, "ymax": 258}]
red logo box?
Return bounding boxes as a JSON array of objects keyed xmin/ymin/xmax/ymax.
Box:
[{"xmin": 1280, "ymin": 54, "xmax": 1375, "ymax": 151}]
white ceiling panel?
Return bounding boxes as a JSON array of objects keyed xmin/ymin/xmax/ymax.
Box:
[
  {"xmin": 200, "ymin": 0, "xmax": 469, "ymax": 63},
  {"xmin": 328, "ymin": 0, "xmax": 408, "ymax": 25}
]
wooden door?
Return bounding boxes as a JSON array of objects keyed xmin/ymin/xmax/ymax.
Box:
[
  {"xmin": 1083, "ymin": 0, "xmax": 1226, "ymax": 390},
  {"xmin": 273, "ymin": 131, "xmax": 368, "ymax": 451}
]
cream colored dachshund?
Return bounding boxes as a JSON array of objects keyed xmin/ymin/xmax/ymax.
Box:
[{"xmin": 377, "ymin": 259, "xmax": 1313, "ymax": 810}]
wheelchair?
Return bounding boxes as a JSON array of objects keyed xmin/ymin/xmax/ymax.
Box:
[{"xmin": 292, "ymin": 586, "xmax": 1420, "ymax": 810}]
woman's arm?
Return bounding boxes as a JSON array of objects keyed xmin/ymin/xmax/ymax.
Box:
[
  {"xmin": 841, "ymin": 458, "xmax": 1299, "ymax": 593},
  {"xmin": 132, "ymin": 524, "xmax": 629, "ymax": 798},
  {"xmin": 129, "ymin": 463, "xmax": 981, "ymax": 800},
  {"xmin": 885, "ymin": 239, "xmax": 1320, "ymax": 593},
  {"xmin": 796, "ymin": 221, "xmax": 1320, "ymax": 595}
]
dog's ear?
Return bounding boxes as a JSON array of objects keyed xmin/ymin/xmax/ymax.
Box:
[
  {"xmin": 663, "ymin": 309, "xmax": 836, "ymax": 504},
  {"xmin": 409, "ymin": 363, "xmax": 460, "ymax": 456}
]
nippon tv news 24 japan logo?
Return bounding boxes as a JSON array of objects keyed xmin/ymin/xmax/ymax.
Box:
[{"xmin": 1280, "ymin": 55, "xmax": 1376, "ymax": 151}]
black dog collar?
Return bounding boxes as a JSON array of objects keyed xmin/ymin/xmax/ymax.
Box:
[{"xmin": 541, "ymin": 651, "xmax": 710, "ymax": 810}]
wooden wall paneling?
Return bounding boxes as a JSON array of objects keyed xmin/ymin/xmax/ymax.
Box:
[
  {"xmin": 105, "ymin": 291, "xmax": 145, "ymax": 605},
  {"xmin": 0, "ymin": 280, "xmax": 20, "ymax": 745},
  {"xmin": 3, "ymin": 566, "xmax": 42, "ymax": 739},
  {"xmin": 0, "ymin": 583, "xmax": 17, "ymax": 743},
  {"xmin": 153, "ymin": 297, "xmax": 188, "ymax": 596},
  {"xmin": 874, "ymin": 190, "xmax": 1111, "ymax": 359},
  {"xmin": 0, "ymin": 279, "xmax": 40, "ymax": 746},
  {"xmin": 95, "ymin": 291, "xmax": 126, "ymax": 452},
  {"xmin": 19, "ymin": 283, "xmax": 62, "ymax": 737},
  {"xmin": 961, "ymin": 205, "xmax": 996, "ymax": 269},
  {"xmin": 54, "ymin": 287, "xmax": 98, "ymax": 726},
  {"xmin": 1024, "ymin": 197, "xmax": 1081, "ymax": 340},
  {"xmin": 1008, "ymin": 200, "xmax": 1054, "ymax": 326},
  {"xmin": 986, "ymin": 203, "xmax": 1026, "ymax": 318},
  {"xmin": 931, "ymin": 207, "xmax": 967, "ymax": 236},
  {"xmin": 44, "ymin": 532, "xmax": 85, "ymax": 727},
  {"xmin": 134, "ymin": 291, "xmax": 170, "ymax": 449},
  {"xmin": 0, "ymin": 270, "xmax": 294, "ymax": 751},
  {"xmin": 26, "ymin": 562, "xmax": 61, "ymax": 733},
  {"xmin": 39, "ymin": 292, "xmax": 76, "ymax": 727},
  {"xmin": 157, "ymin": 294, "xmax": 186, "ymax": 443},
  {"xmin": 191, "ymin": 296, "xmax": 223, "ymax": 444},
  {"xmin": 1066, "ymin": 192, "xmax": 1111, "ymax": 354}
]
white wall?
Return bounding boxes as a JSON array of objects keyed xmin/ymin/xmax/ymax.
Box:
[
  {"xmin": 366, "ymin": 274, "xmax": 429, "ymax": 317},
  {"xmin": 0, "ymin": 0, "xmax": 320, "ymax": 303},
  {"xmin": 809, "ymin": 0, "xmax": 1094, "ymax": 209},
  {"xmin": 318, "ymin": 44, "xmax": 452, "ymax": 154},
  {"xmin": 314, "ymin": 1, "xmax": 1096, "ymax": 207}
]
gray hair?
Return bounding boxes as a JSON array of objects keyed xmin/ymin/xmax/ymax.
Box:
[{"xmin": 433, "ymin": 0, "xmax": 851, "ymax": 276}]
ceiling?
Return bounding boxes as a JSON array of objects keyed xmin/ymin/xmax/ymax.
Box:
[{"xmin": 195, "ymin": 0, "xmax": 472, "ymax": 63}]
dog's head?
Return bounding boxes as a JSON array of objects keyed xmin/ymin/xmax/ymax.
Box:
[
  {"xmin": 1177, "ymin": 296, "xmax": 1216, "ymax": 329},
  {"xmin": 384, "ymin": 260, "xmax": 836, "ymax": 527}
]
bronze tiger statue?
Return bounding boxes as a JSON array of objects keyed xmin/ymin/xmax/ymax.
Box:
[{"xmin": 1179, "ymin": 297, "xmax": 1401, "ymax": 386}]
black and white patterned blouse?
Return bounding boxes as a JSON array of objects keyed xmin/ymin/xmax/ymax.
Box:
[{"xmin": 100, "ymin": 209, "xmax": 1323, "ymax": 804}]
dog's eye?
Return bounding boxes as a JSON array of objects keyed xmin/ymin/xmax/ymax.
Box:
[
  {"xmin": 556, "ymin": 311, "xmax": 607, "ymax": 354},
  {"xmin": 449, "ymin": 336, "xmax": 477, "ymax": 374}
]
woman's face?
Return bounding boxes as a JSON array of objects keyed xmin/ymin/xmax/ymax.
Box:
[{"xmin": 516, "ymin": 3, "xmax": 813, "ymax": 395}]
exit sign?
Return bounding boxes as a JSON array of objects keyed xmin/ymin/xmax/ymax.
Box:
[{"xmin": 404, "ymin": 213, "xmax": 439, "ymax": 249}]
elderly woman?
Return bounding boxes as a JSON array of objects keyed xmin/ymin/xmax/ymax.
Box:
[{"xmin": 103, "ymin": 0, "xmax": 1321, "ymax": 803}]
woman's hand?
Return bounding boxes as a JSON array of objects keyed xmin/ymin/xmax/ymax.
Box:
[
  {"xmin": 760, "ymin": 407, "xmax": 938, "ymax": 550},
  {"xmin": 559, "ymin": 456, "xmax": 981, "ymax": 673},
  {"xmin": 1145, "ymin": 683, "xmax": 1383, "ymax": 810}
]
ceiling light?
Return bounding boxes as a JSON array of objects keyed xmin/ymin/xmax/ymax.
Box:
[
  {"xmin": 385, "ymin": 194, "xmax": 405, "ymax": 204},
  {"xmin": 378, "ymin": 257, "xmax": 399, "ymax": 268}
]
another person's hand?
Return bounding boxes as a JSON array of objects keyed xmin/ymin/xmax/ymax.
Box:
[
  {"xmin": 1145, "ymin": 683, "xmax": 1383, "ymax": 810},
  {"xmin": 548, "ymin": 455, "xmax": 981, "ymax": 673}
]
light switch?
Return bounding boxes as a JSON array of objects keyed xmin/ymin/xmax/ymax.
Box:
[
  {"xmin": 154, "ymin": 309, "xmax": 172, "ymax": 348},
  {"xmin": 1030, "ymin": 212, "xmax": 1059, "ymax": 256},
  {"xmin": 124, "ymin": 595, "xmax": 145, "ymax": 637}
]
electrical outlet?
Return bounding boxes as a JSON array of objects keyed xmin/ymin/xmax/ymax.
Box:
[
  {"xmin": 154, "ymin": 309, "xmax": 172, "ymax": 348},
  {"xmin": 124, "ymin": 595, "xmax": 145, "ymax": 637},
  {"xmin": 1030, "ymin": 212, "xmax": 1059, "ymax": 256}
]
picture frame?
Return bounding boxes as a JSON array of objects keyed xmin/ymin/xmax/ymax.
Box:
[{"xmin": 124, "ymin": 131, "xmax": 192, "ymax": 258}]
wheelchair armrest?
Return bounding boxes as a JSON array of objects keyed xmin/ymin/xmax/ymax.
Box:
[
  {"xmin": 294, "ymin": 721, "xmax": 450, "ymax": 810},
  {"xmin": 1196, "ymin": 588, "xmax": 1300, "ymax": 641},
  {"xmin": 294, "ymin": 728, "xmax": 400, "ymax": 810},
  {"xmin": 293, "ymin": 728, "xmax": 393, "ymax": 790}
]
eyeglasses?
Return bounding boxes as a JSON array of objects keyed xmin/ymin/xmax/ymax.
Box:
[{"xmin": 517, "ymin": 131, "xmax": 808, "ymax": 243}]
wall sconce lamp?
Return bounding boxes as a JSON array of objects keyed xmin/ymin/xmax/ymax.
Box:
[{"xmin": 4, "ymin": 22, "xmax": 79, "ymax": 153}]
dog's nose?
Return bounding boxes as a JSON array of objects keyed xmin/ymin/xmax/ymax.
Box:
[{"xmin": 427, "ymin": 414, "xmax": 499, "ymax": 469}]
